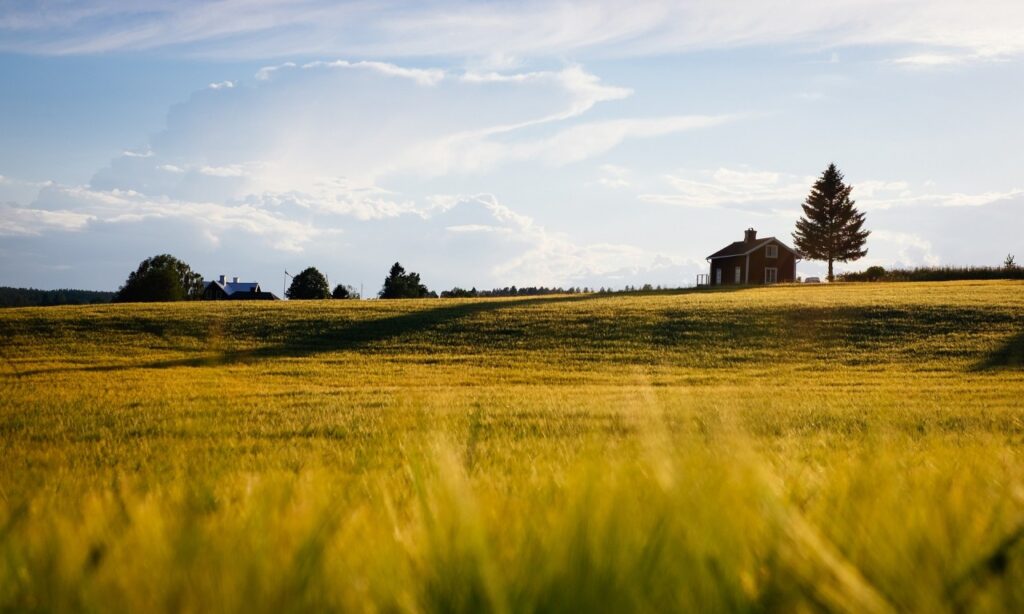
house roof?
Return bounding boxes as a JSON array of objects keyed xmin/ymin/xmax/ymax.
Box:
[
  {"xmin": 204, "ymin": 280, "xmax": 261, "ymax": 295},
  {"xmin": 228, "ymin": 290, "xmax": 279, "ymax": 300},
  {"xmin": 706, "ymin": 237, "xmax": 798, "ymax": 260}
]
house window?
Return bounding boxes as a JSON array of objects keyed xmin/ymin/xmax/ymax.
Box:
[
  {"xmin": 765, "ymin": 268, "xmax": 778, "ymax": 284},
  {"xmin": 735, "ymin": 266, "xmax": 742, "ymax": 284},
  {"xmin": 766, "ymin": 244, "xmax": 778, "ymax": 258}
]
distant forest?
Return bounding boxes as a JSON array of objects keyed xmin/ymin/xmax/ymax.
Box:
[
  {"xmin": 839, "ymin": 264, "xmax": 1024, "ymax": 283},
  {"xmin": 0, "ymin": 287, "xmax": 115, "ymax": 308}
]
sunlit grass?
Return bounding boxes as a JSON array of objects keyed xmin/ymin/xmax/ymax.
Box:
[{"xmin": 1, "ymin": 281, "xmax": 1023, "ymax": 612}]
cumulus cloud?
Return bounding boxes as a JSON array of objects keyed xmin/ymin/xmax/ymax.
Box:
[
  {"xmin": 6, "ymin": 58, "xmax": 707, "ymax": 289},
  {"xmin": 0, "ymin": 201, "xmax": 94, "ymax": 236},
  {"xmin": 85, "ymin": 60, "xmax": 714, "ymax": 193},
  {"xmin": 415, "ymin": 194, "xmax": 694, "ymax": 286},
  {"xmin": 12, "ymin": 183, "xmax": 327, "ymax": 253},
  {"xmin": 869, "ymin": 229, "xmax": 941, "ymax": 267}
]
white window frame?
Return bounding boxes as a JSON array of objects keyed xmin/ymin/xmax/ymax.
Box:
[
  {"xmin": 765, "ymin": 267, "xmax": 778, "ymax": 284},
  {"xmin": 765, "ymin": 244, "xmax": 778, "ymax": 258},
  {"xmin": 734, "ymin": 266, "xmax": 742, "ymax": 284}
]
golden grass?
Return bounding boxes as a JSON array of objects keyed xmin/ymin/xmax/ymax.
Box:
[{"xmin": 1, "ymin": 281, "xmax": 1023, "ymax": 612}]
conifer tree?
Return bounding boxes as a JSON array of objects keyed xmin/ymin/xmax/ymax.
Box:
[
  {"xmin": 793, "ymin": 163, "xmax": 870, "ymax": 281},
  {"xmin": 379, "ymin": 262, "xmax": 431, "ymax": 299}
]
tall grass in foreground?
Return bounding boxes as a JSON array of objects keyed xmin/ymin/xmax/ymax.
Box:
[
  {"xmin": 2, "ymin": 438, "xmax": 1022, "ymax": 613},
  {"xmin": 2, "ymin": 281, "xmax": 1024, "ymax": 612}
]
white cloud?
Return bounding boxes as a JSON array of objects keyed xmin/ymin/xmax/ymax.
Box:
[
  {"xmin": 121, "ymin": 149, "xmax": 153, "ymax": 158},
  {"xmin": 427, "ymin": 194, "xmax": 690, "ymax": 286},
  {"xmin": 639, "ymin": 168, "xmax": 1023, "ymax": 219},
  {"xmin": 597, "ymin": 164, "xmax": 631, "ymax": 189},
  {"xmin": 640, "ymin": 167, "xmax": 810, "ymax": 211},
  {"xmin": 870, "ymin": 230, "xmax": 941, "ymax": 267},
  {"xmin": 208, "ymin": 80, "xmax": 235, "ymax": 89},
  {"xmin": 14, "ymin": 184, "xmax": 327, "ymax": 253},
  {"xmin": 255, "ymin": 61, "xmax": 296, "ymax": 80},
  {"xmin": 4, "ymin": 1, "xmax": 1024, "ymax": 64},
  {"xmin": 531, "ymin": 115, "xmax": 738, "ymax": 166},
  {"xmin": 146, "ymin": 60, "xmax": 679, "ymax": 183},
  {"xmin": 0, "ymin": 202, "xmax": 94, "ymax": 236},
  {"xmin": 860, "ymin": 188, "xmax": 1024, "ymax": 210},
  {"xmin": 302, "ymin": 60, "xmax": 446, "ymax": 86},
  {"xmin": 199, "ymin": 164, "xmax": 247, "ymax": 177},
  {"xmin": 407, "ymin": 113, "xmax": 736, "ymax": 176}
]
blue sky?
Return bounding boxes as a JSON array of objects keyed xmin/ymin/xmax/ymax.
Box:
[{"xmin": 1, "ymin": 1, "xmax": 1023, "ymax": 292}]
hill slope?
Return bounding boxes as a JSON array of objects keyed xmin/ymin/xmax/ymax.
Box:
[{"xmin": 1, "ymin": 281, "xmax": 1023, "ymax": 612}]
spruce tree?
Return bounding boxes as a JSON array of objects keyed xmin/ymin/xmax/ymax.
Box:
[
  {"xmin": 379, "ymin": 262, "xmax": 431, "ymax": 299},
  {"xmin": 793, "ymin": 163, "xmax": 870, "ymax": 281}
]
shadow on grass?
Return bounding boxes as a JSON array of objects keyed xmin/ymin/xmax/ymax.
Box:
[
  {"xmin": 13, "ymin": 294, "xmax": 610, "ymax": 376},
  {"xmin": 975, "ymin": 331, "xmax": 1024, "ymax": 370}
]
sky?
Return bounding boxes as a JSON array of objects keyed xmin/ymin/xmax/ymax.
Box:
[{"xmin": 1, "ymin": 1, "xmax": 1023, "ymax": 294}]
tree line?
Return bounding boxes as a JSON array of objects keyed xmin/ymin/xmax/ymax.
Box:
[
  {"xmin": 0, "ymin": 287, "xmax": 115, "ymax": 308},
  {"xmin": 109, "ymin": 257, "xmax": 442, "ymax": 302},
  {"xmin": 839, "ymin": 259, "xmax": 1022, "ymax": 283}
]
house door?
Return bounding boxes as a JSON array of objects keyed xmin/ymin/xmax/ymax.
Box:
[
  {"xmin": 765, "ymin": 267, "xmax": 778, "ymax": 284},
  {"xmin": 734, "ymin": 266, "xmax": 742, "ymax": 284},
  {"xmin": 715, "ymin": 268, "xmax": 722, "ymax": 285}
]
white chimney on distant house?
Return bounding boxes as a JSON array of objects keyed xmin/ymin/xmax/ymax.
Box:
[{"xmin": 232, "ymin": 276, "xmax": 239, "ymax": 283}]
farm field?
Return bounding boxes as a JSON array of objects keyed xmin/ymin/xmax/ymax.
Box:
[{"xmin": 2, "ymin": 280, "xmax": 1024, "ymax": 612}]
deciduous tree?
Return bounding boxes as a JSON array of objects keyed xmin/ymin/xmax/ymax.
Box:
[
  {"xmin": 287, "ymin": 267, "xmax": 331, "ymax": 300},
  {"xmin": 114, "ymin": 254, "xmax": 203, "ymax": 302}
]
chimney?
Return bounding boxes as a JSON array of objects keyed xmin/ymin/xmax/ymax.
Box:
[
  {"xmin": 232, "ymin": 276, "xmax": 239, "ymax": 283},
  {"xmin": 744, "ymin": 228, "xmax": 757, "ymax": 242},
  {"xmin": 218, "ymin": 274, "xmax": 226, "ymax": 284}
]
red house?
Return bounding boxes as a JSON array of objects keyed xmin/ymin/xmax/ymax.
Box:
[{"xmin": 706, "ymin": 228, "xmax": 799, "ymax": 286}]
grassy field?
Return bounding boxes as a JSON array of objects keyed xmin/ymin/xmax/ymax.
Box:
[{"xmin": 2, "ymin": 280, "xmax": 1023, "ymax": 612}]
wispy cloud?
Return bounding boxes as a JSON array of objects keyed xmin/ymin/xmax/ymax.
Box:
[
  {"xmin": 4, "ymin": 1, "xmax": 1023, "ymax": 63},
  {"xmin": 639, "ymin": 167, "xmax": 1023, "ymax": 215},
  {"xmin": 597, "ymin": 164, "xmax": 632, "ymax": 189},
  {"xmin": 640, "ymin": 167, "xmax": 811, "ymax": 211}
]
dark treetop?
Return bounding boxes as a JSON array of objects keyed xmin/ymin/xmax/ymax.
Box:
[
  {"xmin": 793, "ymin": 163, "xmax": 870, "ymax": 281},
  {"xmin": 114, "ymin": 254, "xmax": 204, "ymax": 303},
  {"xmin": 379, "ymin": 262, "xmax": 432, "ymax": 299},
  {"xmin": 287, "ymin": 267, "xmax": 331, "ymax": 300}
]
